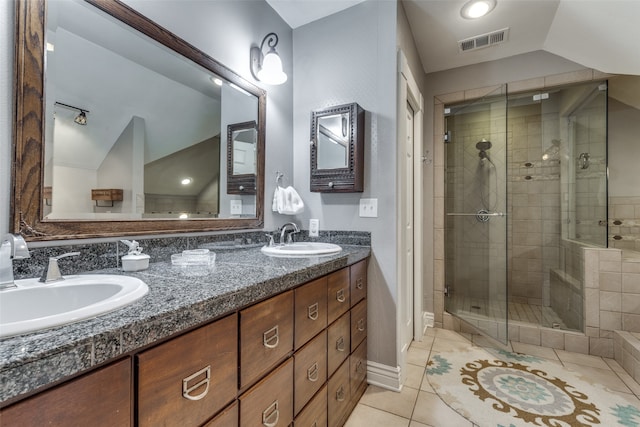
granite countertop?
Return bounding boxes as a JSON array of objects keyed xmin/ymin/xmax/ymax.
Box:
[{"xmin": 0, "ymin": 244, "xmax": 370, "ymax": 404}]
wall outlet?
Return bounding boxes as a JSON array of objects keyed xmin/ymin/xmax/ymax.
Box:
[
  {"xmin": 309, "ymin": 219, "xmax": 319, "ymax": 237},
  {"xmin": 230, "ymin": 200, "xmax": 242, "ymax": 215},
  {"xmin": 359, "ymin": 198, "xmax": 378, "ymax": 218}
]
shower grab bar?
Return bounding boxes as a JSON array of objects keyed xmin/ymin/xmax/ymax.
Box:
[{"xmin": 446, "ymin": 212, "xmax": 506, "ymax": 217}]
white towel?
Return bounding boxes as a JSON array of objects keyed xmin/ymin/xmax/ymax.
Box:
[{"xmin": 272, "ymin": 185, "xmax": 304, "ymax": 215}]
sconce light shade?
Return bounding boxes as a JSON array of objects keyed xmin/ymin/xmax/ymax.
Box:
[{"xmin": 251, "ymin": 32, "xmax": 287, "ymax": 85}]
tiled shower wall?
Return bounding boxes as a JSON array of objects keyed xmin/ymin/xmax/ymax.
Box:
[{"xmin": 609, "ymin": 197, "xmax": 640, "ymax": 252}]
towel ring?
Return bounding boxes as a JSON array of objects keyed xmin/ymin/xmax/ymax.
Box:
[{"xmin": 275, "ymin": 171, "xmax": 284, "ymax": 185}]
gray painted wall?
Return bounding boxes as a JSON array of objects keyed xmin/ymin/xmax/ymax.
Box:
[{"xmin": 291, "ymin": 1, "xmax": 398, "ymax": 367}]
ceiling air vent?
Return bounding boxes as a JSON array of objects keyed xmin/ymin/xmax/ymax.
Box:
[{"xmin": 459, "ymin": 27, "xmax": 509, "ymax": 52}]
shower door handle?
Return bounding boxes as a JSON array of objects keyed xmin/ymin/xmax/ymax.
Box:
[{"xmin": 446, "ymin": 212, "xmax": 505, "ymax": 217}]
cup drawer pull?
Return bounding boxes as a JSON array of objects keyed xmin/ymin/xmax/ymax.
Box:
[
  {"xmin": 356, "ymin": 277, "xmax": 364, "ymax": 290},
  {"xmin": 262, "ymin": 400, "xmax": 280, "ymax": 427},
  {"xmin": 308, "ymin": 302, "xmax": 319, "ymax": 321},
  {"xmin": 357, "ymin": 318, "xmax": 365, "ymax": 332},
  {"xmin": 356, "ymin": 360, "xmax": 366, "ymax": 374},
  {"xmin": 336, "ymin": 385, "xmax": 346, "ymax": 402},
  {"xmin": 307, "ymin": 362, "xmax": 319, "ymax": 382},
  {"xmin": 182, "ymin": 365, "xmax": 211, "ymax": 401},
  {"xmin": 263, "ymin": 325, "xmax": 280, "ymax": 349},
  {"xmin": 336, "ymin": 336, "xmax": 345, "ymax": 352},
  {"xmin": 336, "ymin": 289, "xmax": 346, "ymax": 303}
]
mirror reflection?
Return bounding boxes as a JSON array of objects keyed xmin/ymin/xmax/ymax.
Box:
[
  {"xmin": 316, "ymin": 113, "xmax": 350, "ymax": 170},
  {"xmin": 43, "ymin": 0, "xmax": 259, "ymax": 220},
  {"xmin": 227, "ymin": 120, "xmax": 257, "ymax": 195}
]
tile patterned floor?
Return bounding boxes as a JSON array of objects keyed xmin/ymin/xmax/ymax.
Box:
[{"xmin": 344, "ymin": 327, "xmax": 640, "ymax": 427}]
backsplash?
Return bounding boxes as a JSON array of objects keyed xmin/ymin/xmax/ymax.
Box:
[
  {"xmin": 13, "ymin": 230, "xmax": 371, "ymax": 280},
  {"xmin": 609, "ymin": 196, "xmax": 640, "ymax": 252}
]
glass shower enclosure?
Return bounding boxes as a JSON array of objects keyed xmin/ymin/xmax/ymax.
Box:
[{"xmin": 444, "ymin": 81, "xmax": 607, "ymax": 344}]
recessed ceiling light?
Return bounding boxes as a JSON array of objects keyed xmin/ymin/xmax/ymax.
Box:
[
  {"xmin": 181, "ymin": 177, "xmax": 192, "ymax": 185},
  {"xmin": 461, "ymin": 0, "xmax": 496, "ymax": 19}
]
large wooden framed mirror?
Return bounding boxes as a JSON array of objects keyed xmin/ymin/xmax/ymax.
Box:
[{"xmin": 12, "ymin": 0, "xmax": 266, "ymax": 241}]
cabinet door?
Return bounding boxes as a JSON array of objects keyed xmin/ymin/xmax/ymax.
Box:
[
  {"xmin": 350, "ymin": 260, "xmax": 367, "ymax": 306},
  {"xmin": 137, "ymin": 314, "xmax": 237, "ymax": 427},
  {"xmin": 327, "ymin": 360, "xmax": 350, "ymax": 427},
  {"xmin": 327, "ymin": 268, "xmax": 350, "ymax": 324},
  {"xmin": 202, "ymin": 401, "xmax": 238, "ymax": 427},
  {"xmin": 0, "ymin": 358, "xmax": 131, "ymax": 427},
  {"xmin": 295, "ymin": 277, "xmax": 328, "ymax": 350},
  {"xmin": 240, "ymin": 291, "xmax": 294, "ymax": 389},
  {"xmin": 294, "ymin": 330, "xmax": 327, "ymax": 415},
  {"xmin": 294, "ymin": 384, "xmax": 327, "ymax": 427},
  {"xmin": 350, "ymin": 339, "xmax": 367, "ymax": 401},
  {"xmin": 350, "ymin": 299, "xmax": 367, "ymax": 352},
  {"xmin": 239, "ymin": 358, "xmax": 293, "ymax": 427},
  {"xmin": 327, "ymin": 311, "xmax": 350, "ymax": 376}
]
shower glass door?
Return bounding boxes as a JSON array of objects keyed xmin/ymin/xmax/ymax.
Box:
[{"xmin": 444, "ymin": 86, "xmax": 508, "ymax": 344}]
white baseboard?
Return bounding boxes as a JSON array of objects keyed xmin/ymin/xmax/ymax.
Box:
[
  {"xmin": 424, "ymin": 311, "xmax": 434, "ymax": 332},
  {"xmin": 367, "ymin": 361, "xmax": 402, "ymax": 392}
]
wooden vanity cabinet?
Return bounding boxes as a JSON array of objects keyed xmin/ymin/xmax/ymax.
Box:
[
  {"xmin": 203, "ymin": 401, "xmax": 238, "ymax": 427},
  {"xmin": 295, "ymin": 384, "xmax": 328, "ymax": 427},
  {"xmin": 0, "ymin": 358, "xmax": 132, "ymax": 427},
  {"xmin": 294, "ymin": 330, "xmax": 328, "ymax": 415},
  {"xmin": 137, "ymin": 314, "xmax": 237, "ymax": 427}
]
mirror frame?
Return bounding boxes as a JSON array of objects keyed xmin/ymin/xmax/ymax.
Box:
[
  {"xmin": 227, "ymin": 121, "xmax": 257, "ymax": 195},
  {"xmin": 12, "ymin": 0, "xmax": 266, "ymax": 241},
  {"xmin": 310, "ymin": 102, "xmax": 365, "ymax": 192}
]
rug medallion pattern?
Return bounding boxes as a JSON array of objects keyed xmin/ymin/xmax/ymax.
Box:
[{"xmin": 426, "ymin": 347, "xmax": 640, "ymax": 427}]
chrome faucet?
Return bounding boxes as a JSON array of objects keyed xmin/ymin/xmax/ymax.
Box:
[
  {"xmin": 0, "ymin": 234, "xmax": 30, "ymax": 290},
  {"xmin": 40, "ymin": 252, "xmax": 80, "ymax": 283},
  {"xmin": 279, "ymin": 222, "xmax": 300, "ymax": 245}
]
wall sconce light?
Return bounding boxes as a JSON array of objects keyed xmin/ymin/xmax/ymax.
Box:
[
  {"xmin": 55, "ymin": 101, "xmax": 89, "ymax": 126},
  {"xmin": 250, "ymin": 32, "xmax": 287, "ymax": 85}
]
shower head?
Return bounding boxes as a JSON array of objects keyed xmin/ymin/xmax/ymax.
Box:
[{"xmin": 476, "ymin": 138, "xmax": 492, "ymax": 151}]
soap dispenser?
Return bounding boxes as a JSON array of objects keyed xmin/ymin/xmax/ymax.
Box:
[{"xmin": 120, "ymin": 240, "xmax": 150, "ymax": 272}]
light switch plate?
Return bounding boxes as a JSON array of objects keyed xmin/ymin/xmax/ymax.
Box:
[
  {"xmin": 230, "ymin": 200, "xmax": 242, "ymax": 215},
  {"xmin": 359, "ymin": 198, "xmax": 378, "ymax": 218}
]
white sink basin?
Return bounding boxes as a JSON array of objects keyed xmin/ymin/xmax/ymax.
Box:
[
  {"xmin": 261, "ymin": 242, "xmax": 342, "ymax": 257},
  {"xmin": 0, "ymin": 275, "xmax": 148, "ymax": 338}
]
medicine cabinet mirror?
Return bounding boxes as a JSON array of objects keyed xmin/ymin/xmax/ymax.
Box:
[
  {"xmin": 12, "ymin": 0, "xmax": 266, "ymax": 241},
  {"xmin": 227, "ymin": 121, "xmax": 257, "ymax": 195},
  {"xmin": 310, "ymin": 102, "xmax": 365, "ymax": 192}
]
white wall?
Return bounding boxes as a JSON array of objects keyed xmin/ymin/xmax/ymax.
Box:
[{"xmin": 292, "ymin": 1, "xmax": 398, "ymax": 367}]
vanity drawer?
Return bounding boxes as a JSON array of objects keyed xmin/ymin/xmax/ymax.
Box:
[
  {"xmin": 0, "ymin": 358, "xmax": 132, "ymax": 427},
  {"xmin": 327, "ymin": 311, "xmax": 351, "ymax": 376},
  {"xmin": 239, "ymin": 358, "xmax": 293, "ymax": 427},
  {"xmin": 351, "ymin": 299, "xmax": 367, "ymax": 351},
  {"xmin": 327, "ymin": 360, "xmax": 350, "ymax": 427},
  {"xmin": 350, "ymin": 260, "xmax": 367, "ymax": 306},
  {"xmin": 295, "ymin": 277, "xmax": 328, "ymax": 350},
  {"xmin": 203, "ymin": 401, "xmax": 238, "ymax": 427},
  {"xmin": 350, "ymin": 339, "xmax": 367, "ymax": 400},
  {"xmin": 294, "ymin": 384, "xmax": 327, "ymax": 427},
  {"xmin": 294, "ymin": 330, "xmax": 327, "ymax": 415},
  {"xmin": 327, "ymin": 268, "xmax": 350, "ymax": 324},
  {"xmin": 137, "ymin": 314, "xmax": 237, "ymax": 427},
  {"xmin": 240, "ymin": 291, "xmax": 294, "ymax": 389}
]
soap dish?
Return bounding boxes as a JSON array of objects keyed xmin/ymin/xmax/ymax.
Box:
[{"xmin": 171, "ymin": 249, "xmax": 216, "ymax": 266}]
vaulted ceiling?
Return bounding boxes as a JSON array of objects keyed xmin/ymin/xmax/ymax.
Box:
[{"xmin": 266, "ymin": 0, "xmax": 640, "ymax": 75}]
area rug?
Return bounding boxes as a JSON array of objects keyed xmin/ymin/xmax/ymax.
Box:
[{"xmin": 426, "ymin": 346, "xmax": 640, "ymax": 427}]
